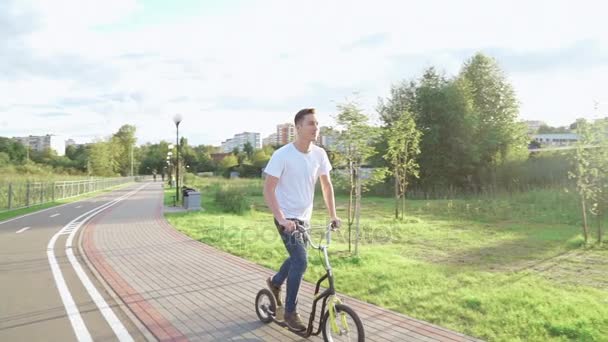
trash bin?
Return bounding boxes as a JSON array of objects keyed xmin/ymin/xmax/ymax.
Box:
[
  {"xmin": 186, "ymin": 191, "xmax": 201, "ymax": 210},
  {"xmin": 181, "ymin": 187, "xmax": 200, "ymax": 210}
]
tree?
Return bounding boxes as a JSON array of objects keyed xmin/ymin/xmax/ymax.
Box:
[
  {"xmin": 377, "ymin": 80, "xmax": 417, "ymax": 125},
  {"xmin": 219, "ymin": 154, "xmax": 238, "ymax": 170},
  {"xmin": 459, "ymin": 53, "xmax": 528, "ymax": 187},
  {"xmin": 570, "ymin": 118, "xmax": 608, "ymax": 245},
  {"xmin": 0, "ymin": 137, "xmax": 27, "ymax": 163},
  {"xmin": 243, "ymin": 142, "xmax": 254, "ymax": 161},
  {"xmin": 179, "ymin": 137, "xmax": 198, "ymax": 173},
  {"xmin": 589, "ymin": 119, "xmax": 608, "ymax": 244},
  {"xmin": 411, "ymin": 68, "xmax": 478, "ymax": 192},
  {"xmin": 252, "ymin": 149, "xmax": 270, "ymax": 169},
  {"xmin": 65, "ymin": 144, "xmax": 89, "ymax": 171},
  {"xmin": 538, "ymin": 124, "xmax": 570, "ymax": 134},
  {"xmin": 89, "ymin": 141, "xmax": 116, "ymax": 176},
  {"xmin": 262, "ymin": 145, "xmax": 275, "ymax": 155},
  {"xmin": 111, "ymin": 125, "xmax": 137, "ymax": 176},
  {"xmin": 193, "ymin": 145, "xmax": 216, "ymax": 172},
  {"xmin": 30, "ymin": 147, "xmax": 58, "ymax": 165},
  {"xmin": 334, "ymin": 101, "xmax": 383, "ymax": 255},
  {"xmin": 138, "ymin": 141, "xmax": 170, "ymax": 176},
  {"xmin": 384, "ymin": 110, "xmax": 422, "ymax": 219},
  {"xmin": 569, "ymin": 118, "xmax": 588, "ymax": 131}
]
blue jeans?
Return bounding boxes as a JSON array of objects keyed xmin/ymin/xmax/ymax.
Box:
[{"xmin": 270, "ymin": 218, "xmax": 308, "ymax": 314}]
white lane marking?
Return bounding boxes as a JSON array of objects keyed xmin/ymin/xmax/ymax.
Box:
[
  {"xmin": 16, "ymin": 227, "xmax": 30, "ymax": 234},
  {"xmin": 0, "ymin": 203, "xmax": 72, "ymax": 225},
  {"xmin": 48, "ymin": 234, "xmax": 93, "ymax": 342},
  {"xmin": 64, "ymin": 186, "xmax": 145, "ymax": 342},
  {"xmin": 76, "ymin": 205, "xmax": 83, "ymax": 209},
  {"xmin": 66, "ymin": 248, "xmax": 134, "ymax": 341},
  {"xmin": 47, "ymin": 184, "xmax": 146, "ymax": 342},
  {"xmin": 50, "ymin": 213, "xmax": 60, "ymax": 218}
]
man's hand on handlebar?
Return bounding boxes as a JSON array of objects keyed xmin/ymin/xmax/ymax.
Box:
[
  {"xmin": 330, "ymin": 217, "xmax": 341, "ymax": 231},
  {"xmin": 278, "ymin": 219, "xmax": 297, "ymax": 233}
]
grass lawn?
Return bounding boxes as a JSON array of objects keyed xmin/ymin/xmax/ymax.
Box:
[{"xmin": 166, "ymin": 176, "xmax": 608, "ymax": 342}]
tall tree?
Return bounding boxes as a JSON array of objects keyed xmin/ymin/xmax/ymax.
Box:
[
  {"xmin": 193, "ymin": 145, "xmax": 216, "ymax": 172},
  {"xmin": 65, "ymin": 144, "xmax": 89, "ymax": 171},
  {"xmin": 384, "ymin": 110, "xmax": 422, "ymax": 219},
  {"xmin": 138, "ymin": 141, "xmax": 170, "ymax": 176},
  {"xmin": 413, "ymin": 68, "xmax": 478, "ymax": 191},
  {"xmin": 0, "ymin": 137, "xmax": 27, "ymax": 163},
  {"xmin": 89, "ymin": 141, "xmax": 115, "ymax": 176},
  {"xmin": 243, "ymin": 142, "xmax": 254, "ymax": 161},
  {"xmin": 111, "ymin": 125, "xmax": 137, "ymax": 176},
  {"xmin": 459, "ymin": 53, "xmax": 528, "ymax": 186},
  {"xmin": 569, "ymin": 118, "xmax": 608, "ymax": 245},
  {"xmin": 334, "ymin": 101, "xmax": 382, "ymax": 255},
  {"xmin": 587, "ymin": 119, "xmax": 608, "ymax": 244},
  {"xmin": 178, "ymin": 137, "xmax": 198, "ymax": 173},
  {"xmin": 377, "ymin": 79, "xmax": 417, "ymax": 125}
]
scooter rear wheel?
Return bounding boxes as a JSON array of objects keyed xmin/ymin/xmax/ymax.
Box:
[{"xmin": 255, "ymin": 289, "xmax": 276, "ymax": 324}]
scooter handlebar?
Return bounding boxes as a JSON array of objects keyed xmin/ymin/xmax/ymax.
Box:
[{"xmin": 294, "ymin": 222, "xmax": 336, "ymax": 249}]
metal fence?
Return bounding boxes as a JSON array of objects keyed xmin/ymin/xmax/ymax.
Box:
[{"xmin": 0, "ymin": 176, "xmax": 146, "ymax": 213}]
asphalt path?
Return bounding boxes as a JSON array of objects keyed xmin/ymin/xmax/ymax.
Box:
[{"xmin": 0, "ymin": 183, "xmax": 150, "ymax": 342}]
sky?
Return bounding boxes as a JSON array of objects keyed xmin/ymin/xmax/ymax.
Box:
[{"xmin": 1, "ymin": 0, "xmax": 607, "ymax": 146}]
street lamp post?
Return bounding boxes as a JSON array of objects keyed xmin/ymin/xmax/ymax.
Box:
[{"xmin": 173, "ymin": 114, "xmax": 183, "ymax": 203}]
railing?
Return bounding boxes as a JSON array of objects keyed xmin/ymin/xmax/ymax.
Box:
[{"xmin": 0, "ymin": 176, "xmax": 147, "ymax": 213}]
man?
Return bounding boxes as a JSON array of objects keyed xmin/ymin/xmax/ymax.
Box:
[{"xmin": 263, "ymin": 108, "xmax": 341, "ymax": 331}]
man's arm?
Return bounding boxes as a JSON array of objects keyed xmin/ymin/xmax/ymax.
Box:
[
  {"xmin": 263, "ymin": 175, "xmax": 296, "ymax": 232},
  {"xmin": 320, "ymin": 173, "xmax": 341, "ymax": 227}
]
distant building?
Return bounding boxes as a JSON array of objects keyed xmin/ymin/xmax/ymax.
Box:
[
  {"xmin": 532, "ymin": 133, "xmax": 579, "ymax": 146},
  {"xmin": 221, "ymin": 132, "xmax": 261, "ymax": 153},
  {"xmin": 262, "ymin": 133, "xmax": 278, "ymax": 146},
  {"xmin": 276, "ymin": 123, "xmax": 296, "ymax": 145},
  {"xmin": 13, "ymin": 134, "xmax": 65, "ymax": 156},
  {"xmin": 316, "ymin": 126, "xmax": 336, "ymax": 149},
  {"xmin": 264, "ymin": 124, "xmax": 335, "ymax": 148}
]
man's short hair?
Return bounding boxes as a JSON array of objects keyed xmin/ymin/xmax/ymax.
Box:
[{"xmin": 294, "ymin": 108, "xmax": 315, "ymax": 126}]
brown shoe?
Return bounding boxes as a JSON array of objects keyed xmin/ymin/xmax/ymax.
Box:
[
  {"xmin": 266, "ymin": 277, "xmax": 283, "ymax": 307},
  {"xmin": 284, "ymin": 311, "xmax": 307, "ymax": 331}
]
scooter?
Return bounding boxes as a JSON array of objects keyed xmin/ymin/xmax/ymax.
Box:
[{"xmin": 255, "ymin": 222, "xmax": 365, "ymax": 341}]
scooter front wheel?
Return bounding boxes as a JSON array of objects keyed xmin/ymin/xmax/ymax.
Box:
[
  {"xmin": 255, "ymin": 288, "xmax": 276, "ymax": 324},
  {"xmin": 321, "ymin": 304, "xmax": 365, "ymax": 342}
]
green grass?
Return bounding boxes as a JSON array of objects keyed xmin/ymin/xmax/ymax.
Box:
[
  {"xmin": 0, "ymin": 182, "xmax": 134, "ymax": 222},
  {"xmin": 166, "ymin": 176, "xmax": 608, "ymax": 342},
  {"xmin": 164, "ymin": 187, "xmax": 179, "ymax": 206}
]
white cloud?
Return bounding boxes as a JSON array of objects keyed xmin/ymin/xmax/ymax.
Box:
[{"xmin": 1, "ymin": 0, "xmax": 607, "ymax": 145}]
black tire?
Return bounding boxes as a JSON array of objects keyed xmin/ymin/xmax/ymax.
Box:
[
  {"xmin": 321, "ymin": 304, "xmax": 365, "ymax": 342},
  {"xmin": 255, "ymin": 289, "xmax": 276, "ymax": 324}
]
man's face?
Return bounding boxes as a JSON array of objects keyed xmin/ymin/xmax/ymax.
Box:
[{"xmin": 297, "ymin": 113, "xmax": 319, "ymax": 142}]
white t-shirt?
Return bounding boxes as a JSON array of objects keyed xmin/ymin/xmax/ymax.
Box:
[{"xmin": 264, "ymin": 143, "xmax": 332, "ymax": 221}]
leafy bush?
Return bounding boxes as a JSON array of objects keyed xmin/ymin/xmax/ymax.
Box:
[{"xmin": 214, "ymin": 185, "xmax": 248, "ymax": 214}]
